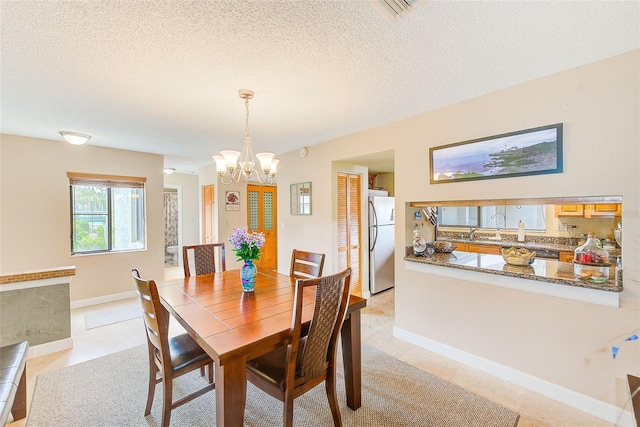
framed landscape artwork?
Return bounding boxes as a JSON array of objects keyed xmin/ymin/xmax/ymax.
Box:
[{"xmin": 429, "ymin": 123, "xmax": 563, "ymax": 184}]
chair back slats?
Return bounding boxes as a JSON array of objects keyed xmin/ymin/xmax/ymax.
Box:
[
  {"xmin": 132, "ymin": 269, "xmax": 170, "ymax": 366},
  {"xmin": 183, "ymin": 243, "xmax": 226, "ymax": 277},
  {"xmin": 293, "ymin": 268, "xmax": 351, "ymax": 384},
  {"xmin": 290, "ymin": 249, "xmax": 325, "ymax": 279}
]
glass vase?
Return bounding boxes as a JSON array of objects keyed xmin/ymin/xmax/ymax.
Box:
[{"xmin": 241, "ymin": 259, "xmax": 257, "ymax": 292}]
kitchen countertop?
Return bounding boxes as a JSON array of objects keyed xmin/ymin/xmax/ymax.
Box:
[
  {"xmin": 444, "ymin": 238, "xmax": 574, "ymax": 251},
  {"xmin": 438, "ymin": 238, "xmax": 622, "ymax": 259},
  {"xmin": 404, "ymin": 250, "xmax": 622, "ymax": 293}
]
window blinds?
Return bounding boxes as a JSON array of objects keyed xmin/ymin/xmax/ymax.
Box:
[{"xmin": 67, "ymin": 172, "xmax": 146, "ymax": 188}]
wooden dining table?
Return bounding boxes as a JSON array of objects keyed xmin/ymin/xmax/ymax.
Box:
[{"xmin": 157, "ymin": 269, "xmax": 367, "ymax": 427}]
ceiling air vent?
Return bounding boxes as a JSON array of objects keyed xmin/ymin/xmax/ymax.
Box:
[{"xmin": 372, "ymin": 0, "xmax": 427, "ymax": 20}]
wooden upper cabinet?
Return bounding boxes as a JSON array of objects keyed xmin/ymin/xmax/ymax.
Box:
[
  {"xmin": 584, "ymin": 204, "xmax": 622, "ymax": 218},
  {"xmin": 555, "ymin": 204, "xmax": 585, "ymax": 217},
  {"xmin": 555, "ymin": 203, "xmax": 621, "ymax": 218}
]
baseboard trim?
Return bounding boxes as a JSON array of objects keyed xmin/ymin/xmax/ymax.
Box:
[
  {"xmin": 71, "ymin": 290, "xmax": 137, "ymax": 309},
  {"xmin": 27, "ymin": 338, "xmax": 73, "ymax": 359},
  {"xmin": 393, "ymin": 326, "xmax": 634, "ymax": 427}
]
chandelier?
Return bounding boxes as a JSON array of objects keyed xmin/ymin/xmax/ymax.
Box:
[{"xmin": 213, "ymin": 89, "xmax": 279, "ymax": 184}]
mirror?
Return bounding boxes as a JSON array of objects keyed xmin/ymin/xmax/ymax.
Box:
[{"xmin": 291, "ymin": 182, "xmax": 312, "ymax": 215}]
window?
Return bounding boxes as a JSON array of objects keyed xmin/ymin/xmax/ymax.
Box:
[
  {"xmin": 438, "ymin": 205, "xmax": 546, "ymax": 231},
  {"xmin": 68, "ymin": 173, "xmax": 146, "ymax": 254},
  {"xmin": 438, "ymin": 206, "xmax": 478, "ymax": 227},
  {"xmin": 479, "ymin": 205, "xmax": 546, "ymax": 231}
]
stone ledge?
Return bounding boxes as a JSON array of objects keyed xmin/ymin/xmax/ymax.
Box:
[{"xmin": 0, "ymin": 266, "xmax": 76, "ymax": 285}]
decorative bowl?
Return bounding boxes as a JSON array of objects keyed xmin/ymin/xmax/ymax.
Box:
[
  {"xmin": 428, "ymin": 241, "xmax": 457, "ymax": 253},
  {"xmin": 502, "ymin": 255, "xmax": 535, "ymax": 266},
  {"xmin": 501, "ymin": 247, "xmax": 536, "ymax": 265}
]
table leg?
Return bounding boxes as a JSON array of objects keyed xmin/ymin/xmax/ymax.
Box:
[
  {"xmin": 341, "ymin": 310, "xmax": 362, "ymax": 410},
  {"xmin": 215, "ymin": 358, "xmax": 247, "ymax": 427}
]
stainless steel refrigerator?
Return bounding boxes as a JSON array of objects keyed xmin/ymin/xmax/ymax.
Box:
[{"xmin": 369, "ymin": 195, "xmax": 395, "ymax": 294}]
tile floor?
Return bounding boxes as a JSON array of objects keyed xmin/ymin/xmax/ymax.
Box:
[{"xmin": 9, "ymin": 267, "xmax": 612, "ymax": 426}]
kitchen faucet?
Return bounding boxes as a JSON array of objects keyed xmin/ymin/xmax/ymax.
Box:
[
  {"xmin": 469, "ymin": 227, "xmax": 479, "ymax": 241},
  {"xmin": 491, "ymin": 211, "xmax": 507, "ymax": 229}
]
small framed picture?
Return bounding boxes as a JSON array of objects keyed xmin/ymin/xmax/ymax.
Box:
[{"xmin": 225, "ymin": 191, "xmax": 240, "ymax": 211}]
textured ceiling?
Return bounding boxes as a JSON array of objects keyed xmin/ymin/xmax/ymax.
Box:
[{"xmin": 1, "ymin": 1, "xmax": 638, "ymax": 174}]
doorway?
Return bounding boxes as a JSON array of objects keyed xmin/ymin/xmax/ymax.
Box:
[
  {"xmin": 164, "ymin": 186, "xmax": 182, "ymax": 267},
  {"xmin": 202, "ymin": 184, "xmax": 215, "ymax": 243}
]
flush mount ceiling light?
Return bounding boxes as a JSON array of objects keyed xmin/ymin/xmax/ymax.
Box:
[
  {"xmin": 213, "ymin": 89, "xmax": 278, "ymax": 185},
  {"xmin": 163, "ymin": 168, "xmax": 176, "ymax": 175},
  {"xmin": 59, "ymin": 131, "xmax": 91, "ymax": 145}
]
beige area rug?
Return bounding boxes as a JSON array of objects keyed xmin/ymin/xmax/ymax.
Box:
[
  {"xmin": 27, "ymin": 344, "xmax": 519, "ymax": 427},
  {"xmin": 84, "ymin": 302, "xmax": 142, "ymax": 329}
]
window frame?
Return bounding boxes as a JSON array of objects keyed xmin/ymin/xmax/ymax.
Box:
[{"xmin": 68, "ymin": 172, "xmax": 147, "ymax": 255}]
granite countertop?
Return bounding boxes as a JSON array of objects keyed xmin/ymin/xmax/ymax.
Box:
[
  {"xmin": 443, "ymin": 238, "xmax": 574, "ymax": 252},
  {"xmin": 404, "ymin": 250, "xmax": 622, "ymax": 293},
  {"xmin": 439, "ymin": 238, "xmax": 623, "ymax": 258}
]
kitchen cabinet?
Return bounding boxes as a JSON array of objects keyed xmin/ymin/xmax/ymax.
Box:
[
  {"xmin": 555, "ymin": 204, "xmax": 585, "ymax": 217},
  {"xmin": 555, "ymin": 203, "xmax": 621, "ymax": 218},
  {"xmin": 460, "ymin": 243, "xmax": 501, "ymax": 255},
  {"xmin": 584, "ymin": 204, "xmax": 622, "ymax": 218},
  {"xmin": 559, "ymin": 251, "xmax": 574, "ymax": 262}
]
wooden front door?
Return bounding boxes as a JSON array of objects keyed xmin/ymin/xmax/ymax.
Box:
[
  {"xmin": 337, "ymin": 172, "xmax": 361, "ymax": 296},
  {"xmin": 202, "ymin": 184, "xmax": 215, "ymax": 243},
  {"xmin": 248, "ymin": 184, "xmax": 277, "ymax": 270}
]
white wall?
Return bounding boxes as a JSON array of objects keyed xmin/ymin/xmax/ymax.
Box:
[
  {"xmin": 0, "ymin": 134, "xmax": 165, "ymax": 302},
  {"xmin": 275, "ymin": 50, "xmax": 640, "ymax": 419}
]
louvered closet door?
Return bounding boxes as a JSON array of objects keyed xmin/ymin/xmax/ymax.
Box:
[
  {"xmin": 337, "ymin": 173, "xmax": 361, "ymax": 296},
  {"xmin": 248, "ymin": 184, "xmax": 277, "ymax": 270}
]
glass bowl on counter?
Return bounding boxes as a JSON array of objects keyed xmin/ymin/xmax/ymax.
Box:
[
  {"xmin": 573, "ymin": 261, "xmax": 610, "ymax": 283},
  {"xmin": 573, "ymin": 232, "xmax": 610, "ymax": 282}
]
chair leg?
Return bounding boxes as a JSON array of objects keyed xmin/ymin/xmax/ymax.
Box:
[
  {"xmin": 161, "ymin": 374, "xmax": 173, "ymax": 427},
  {"xmin": 145, "ymin": 364, "xmax": 158, "ymax": 416},
  {"xmin": 283, "ymin": 393, "xmax": 295, "ymax": 427},
  {"xmin": 207, "ymin": 363, "xmax": 214, "ymax": 384},
  {"xmin": 325, "ymin": 373, "xmax": 343, "ymax": 427}
]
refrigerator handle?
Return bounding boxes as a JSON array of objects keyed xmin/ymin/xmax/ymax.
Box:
[{"xmin": 369, "ymin": 200, "xmax": 378, "ymax": 251}]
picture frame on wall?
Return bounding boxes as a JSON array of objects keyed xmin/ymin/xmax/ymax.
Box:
[
  {"xmin": 429, "ymin": 123, "xmax": 563, "ymax": 184},
  {"xmin": 225, "ymin": 191, "xmax": 240, "ymax": 211}
]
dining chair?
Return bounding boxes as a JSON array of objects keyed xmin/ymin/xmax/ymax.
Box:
[
  {"xmin": 289, "ymin": 249, "xmax": 325, "ymax": 279},
  {"xmin": 183, "ymin": 243, "xmax": 226, "ymax": 277},
  {"xmin": 246, "ymin": 268, "xmax": 352, "ymax": 427},
  {"xmin": 131, "ymin": 269, "xmax": 215, "ymax": 427}
]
